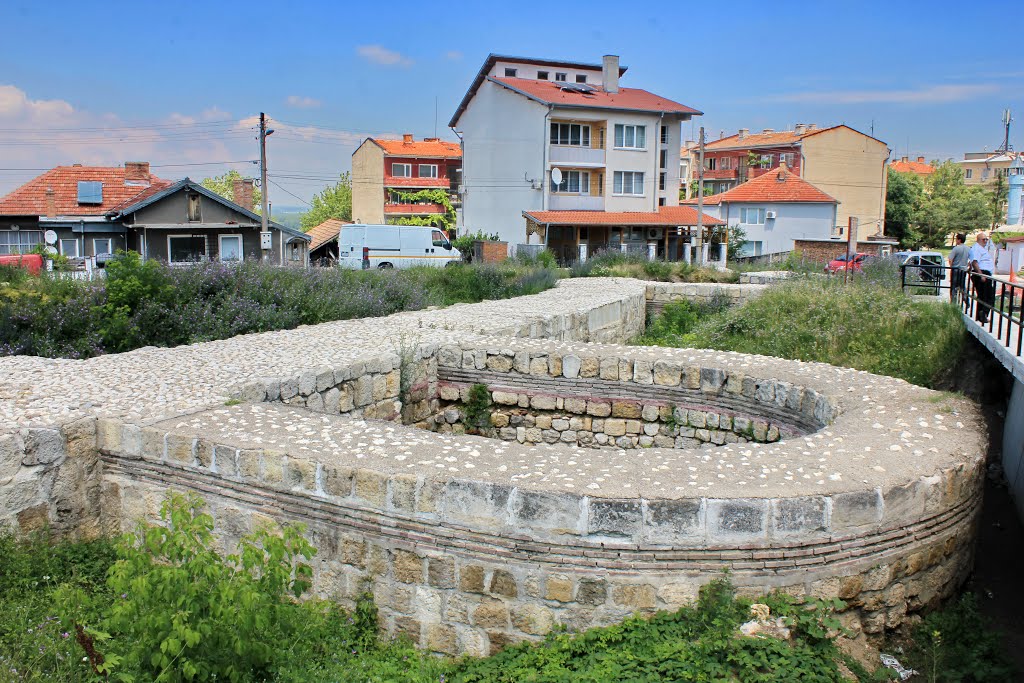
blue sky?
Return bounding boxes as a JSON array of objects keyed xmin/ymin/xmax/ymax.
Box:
[{"xmin": 1, "ymin": 0, "xmax": 1021, "ymax": 204}]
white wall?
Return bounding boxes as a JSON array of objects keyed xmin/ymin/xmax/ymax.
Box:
[
  {"xmin": 457, "ymin": 81, "xmax": 547, "ymax": 246},
  {"xmin": 720, "ymin": 201, "xmax": 837, "ymax": 256},
  {"xmin": 491, "ymin": 61, "xmax": 604, "ymax": 85}
]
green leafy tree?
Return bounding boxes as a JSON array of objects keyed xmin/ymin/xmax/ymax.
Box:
[
  {"xmin": 885, "ymin": 166, "xmax": 925, "ymax": 247},
  {"xmin": 200, "ymin": 170, "xmax": 261, "ymax": 211},
  {"xmin": 300, "ymin": 172, "xmax": 352, "ymax": 230},
  {"xmin": 916, "ymin": 161, "xmax": 991, "ymax": 246}
]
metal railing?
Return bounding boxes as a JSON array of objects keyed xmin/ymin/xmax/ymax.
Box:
[{"xmin": 902, "ymin": 264, "xmax": 1023, "ymax": 357}]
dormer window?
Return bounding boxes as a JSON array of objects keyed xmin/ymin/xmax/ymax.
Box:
[
  {"xmin": 77, "ymin": 181, "xmax": 103, "ymax": 204},
  {"xmin": 555, "ymin": 72, "xmax": 567, "ymax": 82},
  {"xmin": 537, "ymin": 70, "xmax": 549, "ymax": 80},
  {"xmin": 504, "ymin": 68, "xmax": 517, "ymax": 77},
  {"xmin": 575, "ymin": 75, "xmax": 587, "ymax": 84},
  {"xmin": 188, "ymin": 192, "xmax": 202, "ymax": 222}
]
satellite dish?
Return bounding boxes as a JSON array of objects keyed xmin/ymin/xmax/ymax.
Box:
[
  {"xmin": 551, "ymin": 168, "xmax": 563, "ymax": 185},
  {"xmin": 44, "ymin": 245, "xmax": 58, "ymax": 255},
  {"xmin": 44, "ymin": 230, "xmax": 57, "ymax": 245}
]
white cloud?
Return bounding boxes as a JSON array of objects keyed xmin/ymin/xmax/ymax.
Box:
[
  {"xmin": 0, "ymin": 85, "xmax": 74, "ymax": 123},
  {"xmin": 285, "ymin": 95, "xmax": 321, "ymax": 109},
  {"xmin": 356, "ymin": 44, "xmax": 413, "ymax": 67},
  {"xmin": 771, "ymin": 83, "xmax": 1000, "ymax": 105},
  {"xmin": 445, "ymin": 50, "xmax": 463, "ymax": 61}
]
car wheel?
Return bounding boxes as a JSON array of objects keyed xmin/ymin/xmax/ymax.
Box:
[{"xmin": 377, "ymin": 262, "xmax": 393, "ymax": 269}]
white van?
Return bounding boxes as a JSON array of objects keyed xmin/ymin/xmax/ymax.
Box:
[{"xmin": 337, "ymin": 224, "xmax": 462, "ymax": 269}]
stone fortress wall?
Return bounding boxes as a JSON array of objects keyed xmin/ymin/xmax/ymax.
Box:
[{"xmin": 0, "ymin": 278, "xmax": 987, "ymax": 655}]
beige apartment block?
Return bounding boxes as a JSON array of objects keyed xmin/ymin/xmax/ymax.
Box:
[
  {"xmin": 352, "ymin": 140, "xmax": 386, "ymax": 224},
  {"xmin": 956, "ymin": 152, "xmax": 1022, "ymax": 187}
]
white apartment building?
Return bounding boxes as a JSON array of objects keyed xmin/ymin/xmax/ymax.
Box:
[{"xmin": 449, "ymin": 54, "xmax": 705, "ymax": 260}]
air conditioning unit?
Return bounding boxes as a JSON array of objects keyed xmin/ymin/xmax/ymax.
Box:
[
  {"xmin": 647, "ymin": 228, "xmax": 660, "ymax": 240},
  {"xmin": 765, "ymin": 211, "xmax": 777, "ymax": 220}
]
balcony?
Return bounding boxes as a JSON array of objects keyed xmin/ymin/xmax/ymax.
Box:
[
  {"xmin": 701, "ymin": 168, "xmax": 739, "ymax": 180},
  {"xmin": 549, "ymin": 145, "xmax": 605, "ymax": 167},
  {"xmin": 384, "ymin": 176, "xmax": 451, "ymax": 188},
  {"xmin": 384, "ymin": 203, "xmax": 446, "ymax": 215},
  {"xmin": 548, "ymin": 194, "xmax": 604, "ymax": 211}
]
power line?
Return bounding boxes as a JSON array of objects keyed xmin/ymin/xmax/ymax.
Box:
[{"xmin": 267, "ymin": 178, "xmax": 312, "ymax": 207}]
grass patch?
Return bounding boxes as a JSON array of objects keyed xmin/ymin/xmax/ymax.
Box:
[
  {"xmin": 570, "ymin": 249, "xmax": 738, "ymax": 283},
  {"xmin": 639, "ymin": 264, "xmax": 966, "ymax": 388},
  {"xmin": 0, "ymin": 255, "xmax": 558, "ymax": 359}
]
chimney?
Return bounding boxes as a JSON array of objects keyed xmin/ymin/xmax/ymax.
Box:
[
  {"xmin": 424, "ymin": 137, "xmax": 440, "ymax": 142},
  {"xmin": 45, "ymin": 186, "xmax": 56, "ymax": 217},
  {"xmin": 684, "ymin": 139, "xmax": 695, "ymax": 149},
  {"xmin": 124, "ymin": 161, "xmax": 150, "ymax": 184},
  {"xmin": 794, "ymin": 123, "xmax": 807, "ymax": 135},
  {"xmin": 917, "ymin": 156, "xmax": 926, "ymax": 163},
  {"xmin": 901, "ymin": 156, "xmax": 908, "ymax": 163},
  {"xmin": 602, "ymin": 55, "xmax": 620, "ymax": 94},
  {"xmin": 807, "ymin": 123, "xmax": 817, "ymax": 130},
  {"xmin": 232, "ymin": 178, "xmax": 255, "ymax": 211},
  {"xmin": 762, "ymin": 128, "xmax": 775, "ymax": 134},
  {"xmin": 738, "ymin": 128, "xmax": 749, "ymax": 139},
  {"xmin": 403, "ymin": 133, "xmax": 414, "ymax": 144}
]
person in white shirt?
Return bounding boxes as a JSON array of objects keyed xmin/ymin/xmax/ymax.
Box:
[{"xmin": 968, "ymin": 232, "xmax": 996, "ymax": 324}]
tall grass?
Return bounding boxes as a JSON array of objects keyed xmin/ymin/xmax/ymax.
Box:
[
  {"xmin": 0, "ymin": 257, "xmax": 558, "ymax": 359},
  {"xmin": 570, "ymin": 249, "xmax": 738, "ymax": 283}
]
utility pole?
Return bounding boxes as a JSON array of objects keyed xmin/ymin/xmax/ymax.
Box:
[
  {"xmin": 259, "ymin": 112, "xmax": 271, "ymax": 262},
  {"xmin": 696, "ymin": 126, "xmax": 705, "ymax": 265}
]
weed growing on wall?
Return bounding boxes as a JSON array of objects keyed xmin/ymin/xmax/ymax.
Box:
[{"xmin": 463, "ymin": 383, "xmax": 493, "ymax": 431}]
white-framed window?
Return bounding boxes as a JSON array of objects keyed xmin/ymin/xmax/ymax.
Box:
[
  {"xmin": 288, "ymin": 240, "xmax": 302, "ymax": 262},
  {"xmin": 188, "ymin": 193, "xmax": 202, "ymax": 222},
  {"xmin": 779, "ymin": 153, "xmax": 795, "ymax": 166},
  {"xmin": 720, "ymin": 156, "xmax": 732, "ymax": 170},
  {"xmin": 93, "ymin": 238, "xmax": 112, "ymax": 256},
  {"xmin": 659, "ymin": 173, "xmax": 666, "ymax": 191},
  {"xmin": 659, "ymin": 149, "xmax": 667, "ymax": 169},
  {"xmin": 965, "ymin": 168, "xmax": 973, "ymax": 179},
  {"xmin": 550, "ymin": 122, "xmax": 591, "ymax": 147},
  {"xmin": 418, "ymin": 164, "xmax": 438, "ymax": 178},
  {"xmin": 504, "ymin": 67, "xmax": 517, "ymax": 77},
  {"xmin": 613, "ymin": 124, "xmax": 646, "ymax": 149},
  {"xmin": 613, "ymin": 171, "xmax": 645, "ymax": 196},
  {"xmin": 168, "ymin": 235, "xmax": 206, "ymax": 263},
  {"xmin": 982, "ymin": 169, "xmax": 990, "ymax": 180},
  {"xmin": 0, "ymin": 230, "xmax": 42, "ymax": 255},
  {"xmin": 59, "ymin": 239, "xmax": 80, "ymax": 257},
  {"xmin": 392, "ymin": 163, "xmax": 412, "ymax": 177},
  {"xmin": 551, "ymin": 170, "xmax": 590, "ymax": 194},
  {"xmin": 555, "ymin": 72, "xmax": 567, "ymax": 82},
  {"xmin": 705, "ymin": 157, "xmax": 717, "ymax": 170},
  {"xmin": 218, "ymin": 234, "xmax": 243, "ymax": 262},
  {"xmin": 740, "ymin": 208, "xmax": 766, "ymax": 225},
  {"xmin": 660, "ymin": 125, "xmax": 668, "ymax": 144},
  {"xmin": 537, "ymin": 70, "xmax": 549, "ymax": 80}
]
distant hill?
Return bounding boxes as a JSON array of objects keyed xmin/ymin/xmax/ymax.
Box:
[{"xmin": 271, "ymin": 210, "xmax": 304, "ymax": 231}]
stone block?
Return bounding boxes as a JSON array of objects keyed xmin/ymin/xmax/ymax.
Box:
[
  {"xmin": 393, "ymin": 549, "xmax": 424, "ymax": 583},
  {"xmin": 545, "ymin": 574, "xmax": 574, "ymax": 602},
  {"xmin": 652, "ymin": 360, "xmax": 682, "ymax": 386},
  {"xmin": 625, "ymin": 420, "xmax": 642, "ymax": 434},
  {"xmin": 707, "ymin": 498, "xmax": 767, "ymax": 539},
  {"xmin": 473, "ymin": 599, "xmax": 509, "ymax": 629},
  {"xmin": 603, "ymin": 418, "xmax": 627, "ymax": 437},
  {"xmin": 831, "ymin": 489, "xmax": 882, "ymax": 529},
  {"xmin": 700, "ymin": 368, "xmax": 726, "ymax": 393},
  {"xmin": 487, "ymin": 630, "xmax": 524, "ymax": 655},
  {"xmin": 658, "ymin": 582, "xmax": 698, "ymax": 608},
  {"xmin": 529, "ymin": 357, "xmax": 549, "ymax": 376},
  {"xmin": 580, "ymin": 357, "xmax": 600, "ymax": 378},
  {"xmin": 587, "ymin": 401, "xmax": 611, "ymax": 417},
  {"xmin": 531, "ymin": 395, "xmax": 556, "ymax": 411},
  {"xmin": 882, "ymin": 481, "xmax": 926, "ymax": 525},
  {"xmin": 492, "ymin": 391, "xmax": 518, "ymax": 406},
  {"xmin": 510, "ymin": 604, "xmax": 555, "ymax": 635},
  {"xmin": 562, "ymin": 354, "xmax": 582, "ymax": 379},
  {"xmin": 489, "ymin": 570, "xmax": 518, "ymax": 598},
  {"xmin": 547, "ymin": 355, "xmax": 562, "ymax": 376},
  {"xmin": 682, "ymin": 365, "xmax": 701, "ymax": 389},
  {"xmin": 632, "ymin": 360, "xmax": 653, "ymax": 384},
  {"xmin": 486, "ymin": 355, "xmax": 513, "ymax": 372},
  {"xmin": 287, "ymin": 458, "xmax": 317, "ymax": 490},
  {"xmin": 426, "ymin": 623, "xmax": 458, "ymax": 655},
  {"xmin": 164, "ymin": 434, "xmax": 193, "ymax": 465},
  {"xmin": 428, "ymin": 556, "xmax": 457, "ymax": 589},
  {"xmin": 611, "ymin": 401, "xmax": 641, "ymax": 419},
  {"xmin": 577, "ymin": 578, "xmax": 608, "ymax": 606},
  {"xmin": 322, "ymin": 465, "xmax": 353, "ymax": 498},
  {"xmin": 439, "ymin": 384, "xmax": 460, "ymax": 401},
  {"xmin": 564, "ymin": 398, "xmax": 587, "ymax": 414},
  {"xmin": 612, "ymin": 584, "xmax": 656, "ymax": 610},
  {"xmin": 771, "ymin": 496, "xmax": 827, "ymax": 535},
  {"xmin": 599, "ymin": 358, "xmax": 619, "ymax": 380},
  {"xmin": 588, "ymin": 499, "xmax": 643, "ymax": 537},
  {"xmin": 354, "ymin": 469, "xmax": 389, "ymax": 507},
  {"xmin": 511, "ymin": 489, "xmax": 582, "ymax": 535},
  {"xmin": 389, "ymin": 474, "xmax": 417, "ymax": 512},
  {"xmin": 551, "ymin": 418, "xmax": 570, "ymax": 430},
  {"xmin": 644, "ymin": 499, "xmax": 702, "ymax": 544},
  {"xmin": 443, "ymin": 480, "xmax": 510, "ymax": 530},
  {"xmin": 460, "ymin": 564, "xmax": 486, "ymax": 593},
  {"xmin": 354, "ymin": 375, "xmax": 374, "ymax": 407}
]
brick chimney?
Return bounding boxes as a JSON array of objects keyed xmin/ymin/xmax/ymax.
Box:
[
  {"xmin": 45, "ymin": 186, "xmax": 56, "ymax": 217},
  {"xmin": 738, "ymin": 128, "xmax": 749, "ymax": 139},
  {"xmin": 917, "ymin": 156, "xmax": 926, "ymax": 163},
  {"xmin": 602, "ymin": 55, "xmax": 620, "ymax": 94},
  {"xmin": 232, "ymin": 178, "xmax": 255, "ymax": 211},
  {"xmin": 403, "ymin": 133, "xmax": 414, "ymax": 144},
  {"xmin": 794, "ymin": 123, "xmax": 807, "ymax": 135},
  {"xmin": 901, "ymin": 156, "xmax": 909, "ymax": 163},
  {"xmin": 124, "ymin": 161, "xmax": 150, "ymax": 185}
]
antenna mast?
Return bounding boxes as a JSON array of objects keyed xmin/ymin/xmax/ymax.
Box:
[{"xmin": 998, "ymin": 109, "xmax": 1013, "ymax": 153}]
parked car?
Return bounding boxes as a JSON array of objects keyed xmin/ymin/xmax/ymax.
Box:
[
  {"xmin": 894, "ymin": 251, "xmax": 944, "ymax": 282},
  {"xmin": 825, "ymin": 252, "xmax": 874, "ymax": 274},
  {"xmin": 337, "ymin": 224, "xmax": 462, "ymax": 270}
]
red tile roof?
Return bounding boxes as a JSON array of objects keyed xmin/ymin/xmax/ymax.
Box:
[
  {"xmin": 372, "ymin": 138, "xmax": 461, "ymax": 158},
  {"xmin": 703, "ymin": 125, "xmax": 885, "ymax": 152},
  {"xmin": 523, "ymin": 206, "xmax": 724, "ymax": 226},
  {"xmin": 0, "ymin": 165, "xmax": 170, "ymax": 216},
  {"xmin": 683, "ymin": 165, "xmax": 837, "ymax": 204},
  {"xmin": 492, "ymin": 77, "xmax": 701, "ymax": 116},
  {"xmin": 384, "ymin": 176, "xmax": 452, "ymax": 188},
  {"xmin": 306, "ymin": 218, "xmax": 349, "ymax": 251},
  {"xmin": 890, "ymin": 158, "xmax": 935, "ymax": 176}
]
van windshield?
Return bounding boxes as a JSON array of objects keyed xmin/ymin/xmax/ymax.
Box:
[{"xmin": 431, "ymin": 230, "xmax": 449, "ymax": 248}]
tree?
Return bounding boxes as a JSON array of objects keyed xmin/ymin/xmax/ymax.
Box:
[
  {"xmin": 300, "ymin": 172, "xmax": 352, "ymax": 230},
  {"xmin": 200, "ymin": 170, "xmax": 261, "ymax": 211},
  {"xmin": 915, "ymin": 162, "xmax": 990, "ymax": 247},
  {"xmin": 885, "ymin": 166, "xmax": 924, "ymax": 247}
]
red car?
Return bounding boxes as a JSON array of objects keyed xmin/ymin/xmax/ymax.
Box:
[{"xmin": 825, "ymin": 252, "xmax": 873, "ymax": 274}]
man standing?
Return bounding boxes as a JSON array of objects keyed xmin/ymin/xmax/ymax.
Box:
[
  {"xmin": 948, "ymin": 233, "xmax": 970, "ymax": 303},
  {"xmin": 968, "ymin": 231, "xmax": 996, "ymax": 324}
]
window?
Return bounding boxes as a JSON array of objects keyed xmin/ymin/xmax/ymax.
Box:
[
  {"xmin": 219, "ymin": 235, "xmax": 242, "ymax": 262},
  {"xmin": 392, "ymin": 163, "xmax": 412, "ymax": 177},
  {"xmin": 982, "ymin": 169, "xmax": 990, "ymax": 180},
  {"xmin": 168, "ymin": 235, "xmax": 206, "ymax": 263},
  {"xmin": 0, "ymin": 230, "xmax": 42, "ymax": 255},
  {"xmin": 659, "ymin": 149, "xmax": 667, "ymax": 169},
  {"xmin": 504, "ymin": 67, "xmax": 517, "ymax": 77},
  {"xmin": 288, "ymin": 242, "xmax": 301, "ymax": 262},
  {"xmin": 537, "ymin": 70, "xmax": 549, "ymax": 80},
  {"xmin": 779, "ymin": 153, "xmax": 794, "ymax": 166},
  {"xmin": 431, "ymin": 229, "xmax": 449, "ymax": 248},
  {"xmin": 188, "ymin": 193, "xmax": 202, "ymax": 222},
  {"xmin": 93, "ymin": 238, "xmax": 112, "ymax": 256},
  {"xmin": 418, "ymin": 164, "xmax": 438, "ymax": 178},
  {"xmin": 740, "ymin": 208, "xmax": 766, "ymax": 225},
  {"xmin": 549, "ymin": 122, "xmax": 591, "ymax": 147},
  {"xmin": 613, "ymin": 171, "xmax": 644, "ymax": 195},
  {"xmin": 59, "ymin": 239, "xmax": 80, "ymax": 257},
  {"xmin": 550, "ymin": 170, "xmax": 590, "ymax": 194},
  {"xmin": 77, "ymin": 181, "xmax": 103, "ymax": 204},
  {"xmin": 659, "ymin": 172, "xmax": 666, "ymax": 191},
  {"xmin": 965, "ymin": 168, "xmax": 973, "ymax": 179},
  {"xmin": 705, "ymin": 157, "xmax": 717, "ymax": 170},
  {"xmin": 613, "ymin": 124, "xmax": 646, "ymax": 149},
  {"xmin": 659, "ymin": 197, "xmax": 666, "ymax": 206},
  {"xmin": 575, "ymin": 74, "xmax": 587, "ymax": 84},
  {"xmin": 660, "ymin": 125, "xmax": 668, "ymax": 144},
  {"xmin": 720, "ymin": 156, "xmax": 732, "ymax": 170},
  {"xmin": 555, "ymin": 72, "xmax": 567, "ymax": 82}
]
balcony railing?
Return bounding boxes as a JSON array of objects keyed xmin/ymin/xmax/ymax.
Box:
[
  {"xmin": 548, "ymin": 194, "xmax": 604, "ymax": 211},
  {"xmin": 383, "ymin": 203, "xmax": 445, "ymax": 215},
  {"xmin": 549, "ymin": 145, "xmax": 606, "ymax": 166}
]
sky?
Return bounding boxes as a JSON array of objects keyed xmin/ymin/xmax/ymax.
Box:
[{"xmin": 1, "ymin": 0, "xmax": 1021, "ymax": 206}]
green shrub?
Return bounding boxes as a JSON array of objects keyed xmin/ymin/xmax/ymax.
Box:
[{"xmin": 463, "ymin": 383, "xmax": 492, "ymax": 429}]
